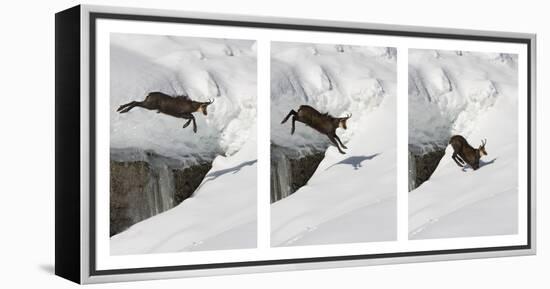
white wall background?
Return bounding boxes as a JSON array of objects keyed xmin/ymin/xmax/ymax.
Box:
[{"xmin": 0, "ymin": 0, "xmax": 547, "ymax": 287}]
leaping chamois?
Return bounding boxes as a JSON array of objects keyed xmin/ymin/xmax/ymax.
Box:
[
  {"xmin": 449, "ymin": 135, "xmax": 487, "ymax": 170},
  {"xmin": 117, "ymin": 92, "xmax": 214, "ymax": 133},
  {"xmin": 281, "ymin": 105, "xmax": 351, "ymax": 154}
]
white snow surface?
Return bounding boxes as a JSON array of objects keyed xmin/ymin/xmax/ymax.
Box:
[
  {"xmin": 409, "ymin": 49, "xmax": 518, "ymax": 239},
  {"xmin": 110, "ymin": 129, "xmax": 257, "ymax": 254},
  {"xmin": 409, "ymin": 49, "xmax": 517, "ymax": 151},
  {"xmin": 271, "ymin": 42, "xmax": 396, "ymax": 150},
  {"xmin": 110, "ymin": 34, "xmax": 257, "ymax": 160},
  {"xmin": 271, "ymin": 42, "xmax": 397, "ymax": 246},
  {"xmin": 109, "ymin": 34, "xmax": 258, "ymax": 253}
]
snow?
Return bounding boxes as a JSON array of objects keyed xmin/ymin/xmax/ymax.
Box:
[
  {"xmin": 108, "ymin": 38, "xmax": 517, "ymax": 252},
  {"xmin": 110, "ymin": 34, "xmax": 257, "ymax": 160},
  {"xmin": 408, "ymin": 49, "xmax": 518, "ymax": 239},
  {"xmin": 110, "ymin": 129, "xmax": 257, "ymax": 254},
  {"xmin": 109, "ymin": 34, "xmax": 257, "ymax": 253},
  {"xmin": 270, "ymin": 42, "xmax": 397, "ymax": 246},
  {"xmin": 408, "ymin": 50, "xmax": 517, "ymax": 152},
  {"xmin": 271, "ymin": 42, "xmax": 395, "ymax": 151}
]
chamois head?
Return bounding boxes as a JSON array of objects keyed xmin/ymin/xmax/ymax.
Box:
[
  {"xmin": 338, "ymin": 113, "xmax": 352, "ymax": 130},
  {"xmin": 479, "ymin": 139, "xmax": 488, "ymax": 156},
  {"xmin": 198, "ymin": 99, "xmax": 214, "ymax": 116}
]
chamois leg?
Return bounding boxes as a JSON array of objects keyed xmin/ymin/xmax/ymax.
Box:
[
  {"xmin": 281, "ymin": 110, "xmax": 297, "ymax": 124},
  {"xmin": 117, "ymin": 101, "xmax": 153, "ymax": 113},
  {"xmin": 451, "ymin": 152, "xmax": 464, "ymax": 167},
  {"xmin": 335, "ymin": 135, "xmax": 347, "ymax": 149},
  {"xmin": 291, "ymin": 116, "xmax": 297, "ymax": 135},
  {"xmin": 116, "ymin": 102, "xmax": 132, "ymax": 112},
  {"xmin": 328, "ymin": 134, "xmax": 346, "ymax": 154},
  {"xmin": 192, "ymin": 117, "xmax": 197, "ymax": 133},
  {"xmin": 181, "ymin": 114, "xmax": 197, "ymax": 133},
  {"xmin": 455, "ymin": 154, "xmax": 466, "ymax": 165},
  {"xmin": 472, "ymin": 160, "xmax": 480, "ymax": 170},
  {"xmin": 182, "ymin": 119, "xmax": 192, "ymax": 128},
  {"xmin": 117, "ymin": 101, "xmax": 141, "ymax": 113}
]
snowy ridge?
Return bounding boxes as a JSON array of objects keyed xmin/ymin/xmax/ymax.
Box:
[
  {"xmin": 271, "ymin": 43, "xmax": 397, "ymax": 246},
  {"xmin": 110, "ymin": 34, "xmax": 257, "ymax": 160},
  {"xmin": 408, "ymin": 49, "xmax": 518, "ymax": 239},
  {"xmin": 110, "ymin": 130, "xmax": 257, "ymax": 254}
]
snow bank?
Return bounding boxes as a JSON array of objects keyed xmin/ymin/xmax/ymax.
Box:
[
  {"xmin": 408, "ymin": 49, "xmax": 517, "ymax": 152},
  {"xmin": 110, "ymin": 129, "xmax": 257, "ymax": 254},
  {"xmin": 271, "ymin": 42, "xmax": 396, "ymax": 151},
  {"xmin": 409, "ymin": 49, "xmax": 518, "ymax": 239},
  {"xmin": 271, "ymin": 42, "xmax": 397, "ymax": 246},
  {"xmin": 110, "ymin": 34, "xmax": 257, "ymax": 160}
]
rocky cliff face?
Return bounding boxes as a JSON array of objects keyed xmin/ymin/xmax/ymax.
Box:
[
  {"xmin": 110, "ymin": 150, "xmax": 212, "ymax": 236},
  {"xmin": 270, "ymin": 144, "xmax": 325, "ymax": 203},
  {"xmin": 408, "ymin": 147, "xmax": 446, "ymax": 191}
]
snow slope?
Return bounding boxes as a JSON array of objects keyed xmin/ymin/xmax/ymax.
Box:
[
  {"xmin": 270, "ymin": 42, "xmax": 397, "ymax": 246},
  {"xmin": 110, "ymin": 34, "xmax": 257, "ymax": 160},
  {"xmin": 408, "ymin": 49, "xmax": 518, "ymax": 239},
  {"xmin": 110, "ymin": 130, "xmax": 257, "ymax": 254},
  {"xmin": 109, "ymin": 34, "xmax": 257, "ymax": 253}
]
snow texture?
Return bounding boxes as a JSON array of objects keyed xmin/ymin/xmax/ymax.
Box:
[
  {"xmin": 110, "ymin": 34, "xmax": 257, "ymax": 161},
  {"xmin": 109, "ymin": 34, "xmax": 257, "ymax": 253},
  {"xmin": 271, "ymin": 42, "xmax": 397, "ymax": 246},
  {"xmin": 271, "ymin": 42, "xmax": 396, "ymax": 151},
  {"xmin": 111, "ymin": 129, "xmax": 258, "ymax": 254},
  {"xmin": 409, "ymin": 49, "xmax": 518, "ymax": 239}
]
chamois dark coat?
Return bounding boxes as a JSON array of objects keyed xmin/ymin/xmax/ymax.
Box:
[
  {"xmin": 281, "ymin": 105, "xmax": 351, "ymax": 154},
  {"xmin": 117, "ymin": 92, "xmax": 214, "ymax": 133},
  {"xmin": 449, "ymin": 135, "xmax": 487, "ymax": 170}
]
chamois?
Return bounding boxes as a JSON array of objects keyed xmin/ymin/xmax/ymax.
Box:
[
  {"xmin": 449, "ymin": 135, "xmax": 487, "ymax": 170},
  {"xmin": 281, "ymin": 105, "xmax": 351, "ymax": 154},
  {"xmin": 116, "ymin": 92, "xmax": 214, "ymax": 133}
]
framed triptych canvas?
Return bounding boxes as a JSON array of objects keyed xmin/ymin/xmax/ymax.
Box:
[{"xmin": 55, "ymin": 5, "xmax": 536, "ymax": 284}]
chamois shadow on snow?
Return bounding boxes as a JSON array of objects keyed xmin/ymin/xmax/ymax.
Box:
[
  {"xmin": 201, "ymin": 160, "xmax": 257, "ymax": 185},
  {"xmin": 461, "ymin": 157, "xmax": 497, "ymax": 172},
  {"xmin": 325, "ymin": 153, "xmax": 380, "ymax": 171}
]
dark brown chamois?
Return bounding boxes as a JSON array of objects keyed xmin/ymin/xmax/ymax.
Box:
[
  {"xmin": 281, "ymin": 105, "xmax": 351, "ymax": 154},
  {"xmin": 449, "ymin": 135, "xmax": 487, "ymax": 170},
  {"xmin": 116, "ymin": 92, "xmax": 214, "ymax": 133}
]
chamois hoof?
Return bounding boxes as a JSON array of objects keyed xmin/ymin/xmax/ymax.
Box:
[{"xmin": 341, "ymin": 145, "xmax": 348, "ymax": 149}]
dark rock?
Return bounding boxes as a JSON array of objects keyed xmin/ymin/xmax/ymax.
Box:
[
  {"xmin": 110, "ymin": 158, "xmax": 212, "ymax": 236},
  {"xmin": 288, "ymin": 153, "xmax": 325, "ymax": 193},
  {"xmin": 173, "ymin": 163, "xmax": 212, "ymax": 204},
  {"xmin": 110, "ymin": 161, "xmax": 151, "ymax": 237},
  {"xmin": 270, "ymin": 144, "xmax": 325, "ymax": 203},
  {"xmin": 408, "ymin": 149, "xmax": 446, "ymax": 191}
]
